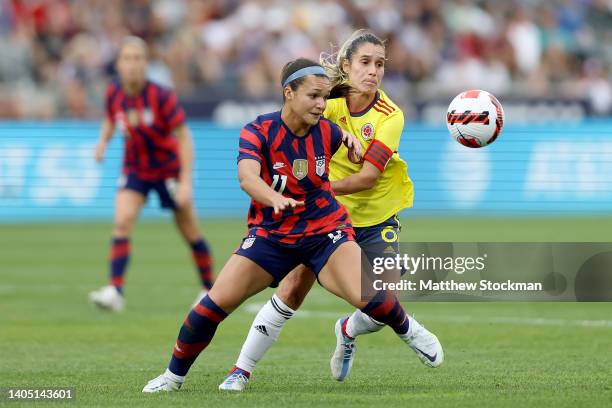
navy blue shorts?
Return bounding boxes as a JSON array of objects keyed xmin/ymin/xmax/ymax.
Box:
[
  {"xmin": 354, "ymin": 215, "xmax": 401, "ymax": 259},
  {"xmin": 119, "ymin": 173, "xmax": 177, "ymax": 210},
  {"xmin": 235, "ymin": 228, "xmax": 354, "ymax": 287}
]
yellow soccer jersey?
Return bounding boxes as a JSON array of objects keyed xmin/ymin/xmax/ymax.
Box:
[{"xmin": 324, "ymin": 89, "xmax": 413, "ymax": 227}]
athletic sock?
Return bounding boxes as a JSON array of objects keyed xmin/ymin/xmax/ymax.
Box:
[
  {"xmin": 168, "ymin": 295, "xmax": 228, "ymax": 376},
  {"xmin": 163, "ymin": 368, "xmax": 185, "ymax": 383},
  {"xmin": 190, "ymin": 238, "xmax": 213, "ymax": 290},
  {"xmin": 360, "ymin": 290, "xmax": 409, "ymax": 335},
  {"xmin": 345, "ymin": 309, "xmax": 385, "ymax": 338},
  {"xmin": 109, "ymin": 237, "xmax": 130, "ymax": 294},
  {"xmin": 235, "ymin": 293, "xmax": 295, "ymax": 373}
]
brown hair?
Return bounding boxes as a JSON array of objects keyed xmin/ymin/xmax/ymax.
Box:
[{"xmin": 320, "ymin": 29, "xmax": 385, "ymax": 98}]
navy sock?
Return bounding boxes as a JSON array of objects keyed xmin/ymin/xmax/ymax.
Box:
[
  {"xmin": 168, "ymin": 295, "xmax": 228, "ymax": 376},
  {"xmin": 190, "ymin": 238, "xmax": 214, "ymax": 290},
  {"xmin": 361, "ymin": 290, "xmax": 409, "ymax": 335},
  {"xmin": 109, "ymin": 237, "xmax": 130, "ymax": 293}
]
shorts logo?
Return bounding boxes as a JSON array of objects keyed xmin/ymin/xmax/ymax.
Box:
[
  {"xmin": 384, "ymin": 245, "xmax": 397, "ymax": 254},
  {"xmin": 315, "ymin": 155, "xmax": 326, "ymax": 177},
  {"xmin": 242, "ymin": 236, "xmax": 256, "ymax": 249},
  {"xmin": 117, "ymin": 175, "xmax": 127, "ymax": 188},
  {"xmin": 361, "ymin": 123, "xmax": 374, "ymax": 141},
  {"xmin": 328, "ymin": 230, "xmax": 344, "ymax": 244},
  {"xmin": 292, "ymin": 159, "xmax": 308, "ymax": 180},
  {"xmin": 165, "ymin": 178, "xmax": 178, "ymax": 199},
  {"xmin": 381, "ymin": 225, "xmax": 398, "ymax": 243}
]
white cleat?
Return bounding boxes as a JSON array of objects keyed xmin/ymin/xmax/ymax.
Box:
[
  {"xmin": 218, "ymin": 367, "xmax": 250, "ymax": 391},
  {"xmin": 405, "ymin": 316, "xmax": 444, "ymax": 368},
  {"xmin": 88, "ymin": 285, "xmax": 124, "ymax": 312},
  {"xmin": 142, "ymin": 371, "xmax": 183, "ymax": 393},
  {"xmin": 192, "ymin": 289, "xmax": 208, "ymax": 308},
  {"xmin": 330, "ymin": 316, "xmax": 356, "ymax": 381}
]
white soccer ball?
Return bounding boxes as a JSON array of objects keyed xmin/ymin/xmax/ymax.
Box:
[{"xmin": 446, "ymin": 89, "xmax": 504, "ymax": 148}]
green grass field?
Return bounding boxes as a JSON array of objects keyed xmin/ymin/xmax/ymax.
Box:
[{"xmin": 1, "ymin": 218, "xmax": 612, "ymax": 407}]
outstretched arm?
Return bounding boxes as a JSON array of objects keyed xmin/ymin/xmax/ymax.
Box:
[{"xmin": 238, "ymin": 159, "xmax": 304, "ymax": 214}]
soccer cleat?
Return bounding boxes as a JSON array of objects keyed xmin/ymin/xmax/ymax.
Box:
[
  {"xmin": 404, "ymin": 316, "xmax": 444, "ymax": 368},
  {"xmin": 218, "ymin": 366, "xmax": 250, "ymax": 391},
  {"xmin": 142, "ymin": 371, "xmax": 183, "ymax": 393},
  {"xmin": 330, "ymin": 316, "xmax": 356, "ymax": 381},
  {"xmin": 192, "ymin": 288, "xmax": 208, "ymax": 308},
  {"xmin": 88, "ymin": 285, "xmax": 124, "ymax": 312}
]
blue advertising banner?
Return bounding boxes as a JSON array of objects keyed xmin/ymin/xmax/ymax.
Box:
[{"xmin": 0, "ymin": 120, "xmax": 611, "ymax": 221}]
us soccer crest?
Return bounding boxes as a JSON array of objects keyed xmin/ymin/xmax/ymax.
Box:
[
  {"xmin": 126, "ymin": 109, "xmax": 139, "ymax": 126},
  {"xmin": 361, "ymin": 123, "xmax": 374, "ymax": 140},
  {"xmin": 292, "ymin": 159, "xmax": 308, "ymax": 180},
  {"xmin": 315, "ymin": 155, "xmax": 326, "ymax": 177},
  {"xmin": 115, "ymin": 112, "xmax": 127, "ymax": 133},
  {"xmin": 142, "ymin": 108, "xmax": 154, "ymax": 125}
]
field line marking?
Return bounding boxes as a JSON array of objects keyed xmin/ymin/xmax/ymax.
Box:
[{"xmin": 243, "ymin": 303, "xmax": 612, "ymax": 328}]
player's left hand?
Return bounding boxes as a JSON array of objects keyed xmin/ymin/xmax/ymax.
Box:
[
  {"xmin": 341, "ymin": 130, "xmax": 362, "ymax": 164},
  {"xmin": 175, "ymin": 181, "xmax": 192, "ymax": 209},
  {"xmin": 94, "ymin": 141, "xmax": 107, "ymax": 163}
]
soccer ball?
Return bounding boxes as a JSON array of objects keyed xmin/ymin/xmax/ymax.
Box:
[{"xmin": 446, "ymin": 89, "xmax": 504, "ymax": 148}]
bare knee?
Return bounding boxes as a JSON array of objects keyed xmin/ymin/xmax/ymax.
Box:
[
  {"xmin": 206, "ymin": 287, "xmax": 239, "ymax": 315},
  {"xmin": 113, "ymin": 191, "xmax": 143, "ymax": 237},
  {"xmin": 206, "ymin": 255, "xmax": 273, "ymax": 313},
  {"xmin": 113, "ymin": 216, "xmax": 135, "ymax": 237},
  {"xmin": 276, "ymin": 266, "xmax": 316, "ymax": 310}
]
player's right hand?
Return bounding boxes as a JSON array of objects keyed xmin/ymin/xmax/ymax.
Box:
[
  {"xmin": 94, "ymin": 142, "xmax": 107, "ymax": 163},
  {"xmin": 341, "ymin": 130, "xmax": 363, "ymax": 163},
  {"xmin": 271, "ymin": 194, "xmax": 304, "ymax": 214}
]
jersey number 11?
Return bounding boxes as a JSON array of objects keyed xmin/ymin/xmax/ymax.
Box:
[{"xmin": 271, "ymin": 175, "xmax": 287, "ymax": 194}]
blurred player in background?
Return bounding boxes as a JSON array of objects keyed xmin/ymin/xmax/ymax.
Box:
[
  {"xmin": 88, "ymin": 36, "xmax": 213, "ymax": 312},
  {"xmin": 219, "ymin": 30, "xmax": 439, "ymax": 391},
  {"xmin": 142, "ymin": 58, "xmax": 441, "ymax": 393}
]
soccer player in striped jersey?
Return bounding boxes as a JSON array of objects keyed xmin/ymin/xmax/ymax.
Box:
[
  {"xmin": 218, "ymin": 30, "xmax": 443, "ymax": 391},
  {"xmin": 143, "ymin": 58, "xmax": 425, "ymax": 393},
  {"xmin": 88, "ymin": 37, "xmax": 213, "ymax": 312}
]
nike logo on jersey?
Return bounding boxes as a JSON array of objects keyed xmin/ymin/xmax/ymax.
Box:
[
  {"xmin": 273, "ymin": 162, "xmax": 286, "ymax": 170},
  {"xmin": 414, "ymin": 347, "xmax": 437, "ymax": 363}
]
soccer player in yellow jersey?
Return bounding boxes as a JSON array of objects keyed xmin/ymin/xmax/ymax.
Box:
[
  {"xmin": 218, "ymin": 30, "xmax": 443, "ymax": 391},
  {"xmin": 324, "ymin": 57, "xmax": 412, "ymax": 229}
]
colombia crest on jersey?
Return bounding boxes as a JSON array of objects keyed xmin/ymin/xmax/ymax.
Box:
[{"xmin": 324, "ymin": 88, "xmax": 414, "ymax": 227}]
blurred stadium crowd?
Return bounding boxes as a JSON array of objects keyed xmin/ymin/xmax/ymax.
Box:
[{"xmin": 0, "ymin": 0, "xmax": 610, "ymax": 119}]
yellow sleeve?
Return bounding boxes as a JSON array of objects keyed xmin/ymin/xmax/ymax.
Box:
[
  {"xmin": 323, "ymin": 99, "xmax": 338, "ymax": 122},
  {"xmin": 375, "ymin": 110, "xmax": 404, "ymax": 152}
]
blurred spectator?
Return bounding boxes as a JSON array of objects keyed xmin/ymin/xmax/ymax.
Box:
[{"xmin": 0, "ymin": 0, "xmax": 610, "ymax": 119}]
